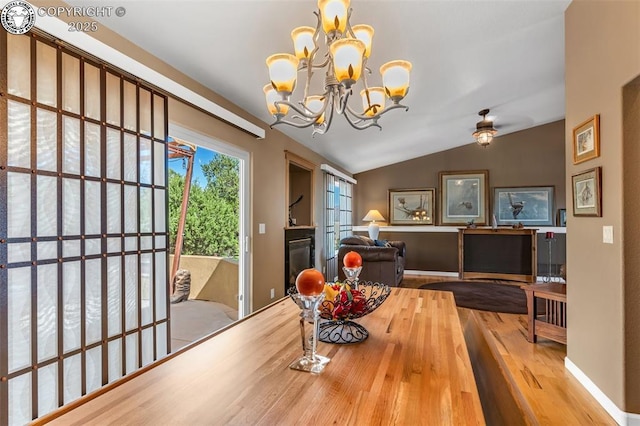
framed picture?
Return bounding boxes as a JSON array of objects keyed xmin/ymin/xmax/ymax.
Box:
[
  {"xmin": 572, "ymin": 167, "xmax": 602, "ymax": 217},
  {"xmin": 493, "ymin": 186, "xmax": 555, "ymax": 226},
  {"xmin": 388, "ymin": 188, "xmax": 435, "ymax": 225},
  {"xmin": 557, "ymin": 208, "xmax": 567, "ymax": 227},
  {"xmin": 439, "ymin": 170, "xmax": 489, "ymax": 226},
  {"xmin": 573, "ymin": 114, "xmax": 600, "ymax": 164}
]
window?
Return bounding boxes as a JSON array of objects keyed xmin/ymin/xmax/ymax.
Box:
[{"xmin": 322, "ymin": 166, "xmax": 355, "ymax": 281}]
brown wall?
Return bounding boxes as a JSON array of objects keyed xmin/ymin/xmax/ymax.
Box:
[
  {"xmin": 353, "ymin": 121, "xmax": 566, "ymax": 274},
  {"xmin": 565, "ymin": 0, "xmax": 640, "ymax": 413},
  {"xmin": 289, "ymin": 167, "xmax": 312, "ymax": 226},
  {"xmin": 354, "ymin": 120, "xmax": 566, "ymax": 224}
]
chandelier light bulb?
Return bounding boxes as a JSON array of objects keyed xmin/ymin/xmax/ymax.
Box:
[
  {"xmin": 361, "ymin": 87, "xmax": 386, "ymax": 116},
  {"xmin": 317, "ymin": 0, "xmax": 350, "ymax": 35},
  {"xmin": 291, "ymin": 26, "xmax": 316, "ymax": 59},
  {"xmin": 352, "ymin": 24, "xmax": 374, "ymax": 58},
  {"xmin": 266, "ymin": 53, "xmax": 300, "ymax": 95},
  {"xmin": 263, "ymin": 84, "xmax": 289, "ymax": 116},
  {"xmin": 305, "ymin": 95, "xmax": 326, "ymax": 124},
  {"xmin": 380, "ymin": 60, "xmax": 412, "ymax": 102},
  {"xmin": 330, "ymin": 38, "xmax": 365, "ymax": 87}
]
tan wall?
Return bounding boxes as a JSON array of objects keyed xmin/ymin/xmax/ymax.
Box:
[
  {"xmin": 31, "ymin": 0, "xmax": 350, "ymax": 312},
  {"xmin": 354, "ymin": 120, "xmax": 566, "ymax": 224},
  {"xmin": 565, "ymin": 0, "xmax": 640, "ymax": 413},
  {"xmin": 169, "ymin": 255, "xmax": 239, "ymax": 309}
]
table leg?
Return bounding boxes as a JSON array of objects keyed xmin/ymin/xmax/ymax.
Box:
[{"xmin": 525, "ymin": 291, "xmax": 536, "ymax": 343}]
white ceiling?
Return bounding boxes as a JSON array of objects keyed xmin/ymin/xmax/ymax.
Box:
[{"xmin": 67, "ymin": 0, "xmax": 571, "ymax": 174}]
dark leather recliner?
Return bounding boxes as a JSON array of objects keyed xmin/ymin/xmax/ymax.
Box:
[{"xmin": 337, "ymin": 235, "xmax": 405, "ymax": 286}]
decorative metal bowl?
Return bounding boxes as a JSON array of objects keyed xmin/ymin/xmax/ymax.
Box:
[{"xmin": 289, "ymin": 281, "xmax": 391, "ymax": 344}]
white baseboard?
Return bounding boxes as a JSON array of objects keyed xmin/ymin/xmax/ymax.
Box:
[
  {"xmin": 404, "ymin": 270, "xmax": 458, "ymax": 277},
  {"xmin": 565, "ymin": 357, "xmax": 640, "ymax": 425}
]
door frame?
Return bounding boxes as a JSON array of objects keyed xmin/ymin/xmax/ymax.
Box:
[{"xmin": 168, "ymin": 123, "xmax": 251, "ymax": 318}]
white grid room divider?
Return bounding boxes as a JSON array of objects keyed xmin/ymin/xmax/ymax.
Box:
[
  {"xmin": 324, "ymin": 172, "xmax": 353, "ymax": 281},
  {"xmin": 0, "ymin": 32, "xmax": 170, "ymax": 424}
]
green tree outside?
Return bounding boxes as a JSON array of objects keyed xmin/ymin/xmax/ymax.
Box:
[{"xmin": 169, "ymin": 153, "xmax": 240, "ymax": 258}]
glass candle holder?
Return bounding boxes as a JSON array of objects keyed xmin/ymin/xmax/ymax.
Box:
[
  {"xmin": 342, "ymin": 266, "xmax": 362, "ymax": 290},
  {"xmin": 289, "ymin": 292, "xmax": 330, "ymax": 373}
]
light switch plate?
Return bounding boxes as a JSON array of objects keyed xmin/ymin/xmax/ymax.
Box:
[
  {"xmin": 259, "ymin": 223, "xmax": 266, "ymax": 234},
  {"xmin": 603, "ymin": 226, "xmax": 614, "ymax": 244}
]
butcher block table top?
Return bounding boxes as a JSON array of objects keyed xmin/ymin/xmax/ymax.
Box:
[{"xmin": 43, "ymin": 288, "xmax": 485, "ymax": 425}]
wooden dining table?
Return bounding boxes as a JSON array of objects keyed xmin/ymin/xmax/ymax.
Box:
[{"xmin": 42, "ymin": 288, "xmax": 485, "ymax": 425}]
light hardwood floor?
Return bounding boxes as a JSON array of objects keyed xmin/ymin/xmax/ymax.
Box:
[{"xmin": 403, "ymin": 274, "xmax": 615, "ymax": 425}]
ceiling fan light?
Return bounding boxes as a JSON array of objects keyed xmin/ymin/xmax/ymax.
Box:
[
  {"xmin": 263, "ymin": 84, "xmax": 289, "ymax": 116},
  {"xmin": 473, "ymin": 129, "xmax": 496, "ymax": 146},
  {"xmin": 380, "ymin": 60, "xmax": 412, "ymax": 102},
  {"xmin": 472, "ymin": 109, "xmax": 497, "ymax": 146},
  {"xmin": 291, "ymin": 26, "xmax": 316, "ymax": 59},
  {"xmin": 266, "ymin": 53, "xmax": 300, "ymax": 95},
  {"xmin": 360, "ymin": 87, "xmax": 386, "ymax": 116},
  {"xmin": 318, "ymin": 0, "xmax": 350, "ymax": 35},
  {"xmin": 352, "ymin": 24, "xmax": 374, "ymax": 58},
  {"xmin": 330, "ymin": 38, "xmax": 365, "ymax": 87}
]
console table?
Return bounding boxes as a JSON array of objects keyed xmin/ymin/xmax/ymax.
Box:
[
  {"xmin": 521, "ymin": 283, "xmax": 567, "ymax": 344},
  {"xmin": 459, "ymin": 228, "xmax": 538, "ymax": 283},
  {"xmin": 41, "ymin": 288, "xmax": 485, "ymax": 425}
]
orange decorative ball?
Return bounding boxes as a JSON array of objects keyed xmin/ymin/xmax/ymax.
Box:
[
  {"xmin": 343, "ymin": 251, "xmax": 363, "ymax": 268},
  {"xmin": 295, "ymin": 268, "xmax": 325, "ymax": 296}
]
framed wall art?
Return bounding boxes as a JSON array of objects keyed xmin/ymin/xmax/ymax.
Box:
[
  {"xmin": 557, "ymin": 208, "xmax": 567, "ymax": 227},
  {"xmin": 493, "ymin": 186, "xmax": 555, "ymax": 226},
  {"xmin": 388, "ymin": 188, "xmax": 435, "ymax": 225},
  {"xmin": 439, "ymin": 170, "xmax": 489, "ymax": 226},
  {"xmin": 572, "ymin": 167, "xmax": 602, "ymax": 217},
  {"xmin": 573, "ymin": 114, "xmax": 600, "ymax": 164}
]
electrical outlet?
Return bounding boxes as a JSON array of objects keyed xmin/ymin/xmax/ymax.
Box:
[
  {"xmin": 270, "ymin": 288, "xmax": 275, "ymax": 299},
  {"xmin": 603, "ymin": 226, "xmax": 614, "ymax": 244}
]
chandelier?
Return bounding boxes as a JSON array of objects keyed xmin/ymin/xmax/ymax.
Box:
[{"xmin": 263, "ymin": 0, "xmax": 412, "ymax": 136}]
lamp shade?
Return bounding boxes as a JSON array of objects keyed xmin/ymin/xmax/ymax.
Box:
[
  {"xmin": 266, "ymin": 53, "xmax": 299, "ymax": 95},
  {"xmin": 352, "ymin": 24, "xmax": 374, "ymax": 58},
  {"xmin": 380, "ymin": 60, "xmax": 412, "ymax": 102},
  {"xmin": 317, "ymin": 0, "xmax": 350, "ymax": 34},
  {"xmin": 362, "ymin": 209, "xmax": 385, "ymax": 222},
  {"xmin": 291, "ymin": 26, "xmax": 315, "ymax": 59},
  {"xmin": 263, "ymin": 84, "xmax": 289, "ymax": 116},
  {"xmin": 305, "ymin": 95, "xmax": 326, "ymax": 124},
  {"xmin": 330, "ymin": 38, "xmax": 365, "ymax": 86},
  {"xmin": 361, "ymin": 87, "xmax": 386, "ymax": 117}
]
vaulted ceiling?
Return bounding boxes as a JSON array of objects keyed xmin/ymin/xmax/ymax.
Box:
[{"xmin": 68, "ymin": 0, "xmax": 571, "ymax": 174}]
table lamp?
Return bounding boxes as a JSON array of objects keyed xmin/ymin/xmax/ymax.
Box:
[{"xmin": 362, "ymin": 209, "xmax": 385, "ymax": 240}]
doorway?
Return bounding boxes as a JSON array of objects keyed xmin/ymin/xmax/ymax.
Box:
[{"xmin": 167, "ymin": 124, "xmax": 251, "ymax": 350}]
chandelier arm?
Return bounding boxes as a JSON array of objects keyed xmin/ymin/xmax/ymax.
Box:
[
  {"xmin": 344, "ymin": 102, "xmax": 409, "ymax": 121},
  {"xmin": 345, "ymin": 8, "xmax": 355, "ymax": 38},
  {"xmin": 318, "ymin": 95, "xmax": 336, "ymax": 134},
  {"xmin": 342, "ymin": 110, "xmax": 382, "ymax": 131},
  {"xmin": 270, "ymin": 116, "xmax": 319, "ymax": 129},
  {"xmin": 311, "ymin": 123, "xmax": 328, "ymax": 137},
  {"xmin": 336, "ymin": 86, "xmax": 352, "ymax": 115},
  {"xmin": 275, "ymin": 99, "xmax": 325, "ymax": 121}
]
